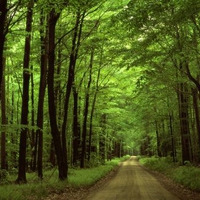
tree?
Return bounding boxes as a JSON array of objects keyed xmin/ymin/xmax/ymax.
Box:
[
  {"xmin": 1, "ymin": 57, "xmax": 6, "ymax": 169},
  {"xmin": 61, "ymin": 9, "xmax": 84, "ymax": 171},
  {"xmin": 47, "ymin": 7, "xmax": 68, "ymax": 180},
  {"xmin": 16, "ymin": 0, "xmax": 34, "ymax": 183},
  {"xmin": 0, "ymin": 0, "xmax": 7, "ymax": 89},
  {"xmin": 80, "ymin": 49, "xmax": 93, "ymax": 168},
  {"xmin": 35, "ymin": 9, "xmax": 48, "ymax": 178}
]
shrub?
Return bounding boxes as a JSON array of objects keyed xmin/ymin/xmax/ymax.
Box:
[
  {"xmin": 139, "ymin": 156, "xmax": 200, "ymax": 192},
  {"xmin": 139, "ymin": 156, "xmax": 174, "ymax": 173},
  {"xmin": 0, "ymin": 170, "xmax": 9, "ymax": 184},
  {"xmin": 172, "ymin": 166, "xmax": 200, "ymax": 191}
]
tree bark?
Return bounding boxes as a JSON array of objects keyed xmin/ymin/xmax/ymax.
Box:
[
  {"xmin": 0, "ymin": 0, "xmax": 7, "ymax": 89},
  {"xmin": 1, "ymin": 57, "xmax": 7, "ymax": 169},
  {"xmin": 60, "ymin": 10, "xmax": 84, "ymax": 169},
  {"xmin": 80, "ymin": 50, "xmax": 93, "ymax": 168},
  {"xmin": 48, "ymin": 9, "xmax": 67, "ymax": 180},
  {"xmin": 16, "ymin": 0, "xmax": 34, "ymax": 183},
  {"xmin": 177, "ymin": 82, "xmax": 191, "ymax": 164},
  {"xmin": 72, "ymin": 86, "xmax": 80, "ymax": 165},
  {"xmin": 49, "ymin": 139, "xmax": 56, "ymax": 166},
  {"xmin": 30, "ymin": 64, "xmax": 35, "ymax": 171},
  {"xmin": 61, "ymin": 10, "xmax": 84, "ymax": 168},
  {"xmin": 155, "ymin": 120, "xmax": 162, "ymax": 157},
  {"xmin": 192, "ymin": 88, "xmax": 200, "ymax": 161},
  {"xmin": 169, "ymin": 112, "xmax": 176, "ymax": 162},
  {"xmin": 100, "ymin": 114, "xmax": 106, "ymax": 163},
  {"xmin": 36, "ymin": 12, "xmax": 48, "ymax": 178},
  {"xmin": 88, "ymin": 66, "xmax": 100, "ymax": 161}
]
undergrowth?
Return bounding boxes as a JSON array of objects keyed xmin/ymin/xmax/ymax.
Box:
[
  {"xmin": 138, "ymin": 156, "xmax": 200, "ymax": 192},
  {"xmin": 0, "ymin": 155, "xmax": 130, "ymax": 200}
]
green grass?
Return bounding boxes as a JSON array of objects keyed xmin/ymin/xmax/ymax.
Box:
[
  {"xmin": 68, "ymin": 156, "xmax": 130, "ymax": 187},
  {"xmin": 138, "ymin": 156, "xmax": 200, "ymax": 192},
  {"xmin": 0, "ymin": 156, "xmax": 130, "ymax": 200}
]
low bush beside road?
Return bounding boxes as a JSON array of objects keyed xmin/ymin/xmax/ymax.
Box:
[{"xmin": 138, "ymin": 156, "xmax": 200, "ymax": 192}]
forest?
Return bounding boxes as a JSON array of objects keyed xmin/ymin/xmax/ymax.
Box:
[{"xmin": 0, "ymin": 0, "xmax": 200, "ymax": 189}]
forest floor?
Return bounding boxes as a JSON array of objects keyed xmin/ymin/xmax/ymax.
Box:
[{"xmin": 44, "ymin": 157, "xmax": 200, "ymax": 200}]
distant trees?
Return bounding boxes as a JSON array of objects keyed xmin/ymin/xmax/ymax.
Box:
[{"xmin": 119, "ymin": 0, "xmax": 200, "ymax": 164}]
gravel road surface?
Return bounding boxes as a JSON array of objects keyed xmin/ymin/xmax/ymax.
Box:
[{"xmin": 85, "ymin": 156, "xmax": 179, "ymax": 200}]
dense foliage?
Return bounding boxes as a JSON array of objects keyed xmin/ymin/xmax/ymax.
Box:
[{"xmin": 1, "ymin": 0, "xmax": 200, "ymax": 185}]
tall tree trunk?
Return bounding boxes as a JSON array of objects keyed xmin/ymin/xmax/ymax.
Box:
[
  {"xmin": 72, "ymin": 86, "xmax": 80, "ymax": 165},
  {"xmin": 11, "ymin": 85, "xmax": 17, "ymax": 167},
  {"xmin": 61, "ymin": 10, "xmax": 84, "ymax": 168},
  {"xmin": 16, "ymin": 0, "xmax": 34, "ymax": 183},
  {"xmin": 36, "ymin": 12, "xmax": 48, "ymax": 178},
  {"xmin": 1, "ymin": 57, "xmax": 7, "ymax": 169},
  {"xmin": 49, "ymin": 139, "xmax": 56, "ymax": 166},
  {"xmin": 30, "ymin": 65, "xmax": 35, "ymax": 171},
  {"xmin": 50, "ymin": 50, "xmax": 61, "ymax": 166},
  {"xmin": 178, "ymin": 82, "xmax": 191, "ymax": 164},
  {"xmin": 155, "ymin": 120, "xmax": 162, "ymax": 157},
  {"xmin": 88, "ymin": 66, "xmax": 100, "ymax": 161},
  {"xmin": 80, "ymin": 50, "xmax": 93, "ymax": 168},
  {"xmin": 55, "ymin": 41, "xmax": 62, "ymax": 130},
  {"xmin": 174, "ymin": 26, "xmax": 193, "ymax": 164},
  {"xmin": 0, "ymin": 0, "xmax": 7, "ymax": 89},
  {"xmin": 48, "ymin": 9, "xmax": 67, "ymax": 180},
  {"xmin": 169, "ymin": 112, "xmax": 176, "ymax": 162},
  {"xmin": 100, "ymin": 114, "xmax": 106, "ymax": 163},
  {"xmin": 192, "ymin": 88, "xmax": 200, "ymax": 162}
]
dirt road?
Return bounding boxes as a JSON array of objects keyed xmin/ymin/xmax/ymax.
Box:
[{"xmin": 85, "ymin": 156, "xmax": 179, "ymax": 200}]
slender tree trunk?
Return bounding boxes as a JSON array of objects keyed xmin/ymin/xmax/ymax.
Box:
[
  {"xmin": 30, "ymin": 65, "xmax": 35, "ymax": 171},
  {"xmin": 114, "ymin": 141, "xmax": 121, "ymax": 157},
  {"xmin": 36, "ymin": 12, "xmax": 48, "ymax": 178},
  {"xmin": 155, "ymin": 120, "xmax": 162, "ymax": 157},
  {"xmin": 169, "ymin": 112, "xmax": 176, "ymax": 162},
  {"xmin": 0, "ymin": 0, "xmax": 7, "ymax": 89},
  {"xmin": 11, "ymin": 87, "xmax": 17, "ymax": 167},
  {"xmin": 87, "ymin": 89, "xmax": 96, "ymax": 161},
  {"xmin": 100, "ymin": 114, "xmax": 106, "ymax": 163},
  {"xmin": 49, "ymin": 139, "xmax": 56, "ymax": 166},
  {"xmin": 80, "ymin": 93, "xmax": 89, "ymax": 168},
  {"xmin": 174, "ymin": 26, "xmax": 193, "ymax": 164},
  {"xmin": 72, "ymin": 86, "xmax": 80, "ymax": 165},
  {"xmin": 61, "ymin": 10, "xmax": 83, "ymax": 168},
  {"xmin": 55, "ymin": 41, "xmax": 62, "ymax": 130},
  {"xmin": 48, "ymin": 9, "xmax": 67, "ymax": 180},
  {"xmin": 33, "ymin": 133, "xmax": 38, "ymax": 171},
  {"xmin": 88, "ymin": 67, "xmax": 100, "ymax": 161},
  {"xmin": 192, "ymin": 88, "xmax": 200, "ymax": 162},
  {"xmin": 16, "ymin": 0, "xmax": 34, "ymax": 183},
  {"xmin": 178, "ymin": 82, "xmax": 191, "ymax": 164},
  {"xmin": 1, "ymin": 57, "xmax": 6, "ymax": 169},
  {"xmin": 61, "ymin": 11, "xmax": 80, "ymax": 141},
  {"xmin": 80, "ymin": 50, "xmax": 93, "ymax": 168},
  {"xmin": 60, "ymin": 11, "xmax": 84, "ymax": 169}
]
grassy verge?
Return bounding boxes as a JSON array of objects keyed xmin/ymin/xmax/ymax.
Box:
[
  {"xmin": 138, "ymin": 156, "xmax": 200, "ymax": 192},
  {"xmin": 0, "ymin": 155, "xmax": 130, "ymax": 200}
]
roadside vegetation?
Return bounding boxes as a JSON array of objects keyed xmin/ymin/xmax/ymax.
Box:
[
  {"xmin": 138, "ymin": 156, "xmax": 200, "ymax": 192},
  {"xmin": 0, "ymin": 155, "xmax": 130, "ymax": 200}
]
